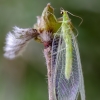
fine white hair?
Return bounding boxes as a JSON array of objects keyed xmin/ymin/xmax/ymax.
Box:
[
  {"xmin": 4, "ymin": 26, "xmax": 37, "ymax": 59},
  {"xmin": 40, "ymin": 31, "xmax": 51, "ymax": 42}
]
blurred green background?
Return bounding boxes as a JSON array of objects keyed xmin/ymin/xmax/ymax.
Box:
[{"xmin": 0, "ymin": 0, "xmax": 100, "ymax": 100}]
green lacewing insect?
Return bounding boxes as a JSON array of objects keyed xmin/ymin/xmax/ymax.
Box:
[{"xmin": 51, "ymin": 10, "xmax": 85, "ymax": 100}]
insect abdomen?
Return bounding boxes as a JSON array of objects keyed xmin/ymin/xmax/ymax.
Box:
[{"xmin": 64, "ymin": 33, "xmax": 72, "ymax": 80}]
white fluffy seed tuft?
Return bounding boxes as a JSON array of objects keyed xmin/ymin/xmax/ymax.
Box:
[{"xmin": 4, "ymin": 26, "xmax": 36, "ymax": 59}]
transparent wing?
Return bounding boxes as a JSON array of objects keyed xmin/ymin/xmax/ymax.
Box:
[
  {"xmin": 4, "ymin": 26, "xmax": 38, "ymax": 59},
  {"xmin": 72, "ymin": 33, "xmax": 85, "ymax": 100},
  {"xmin": 51, "ymin": 32, "xmax": 85, "ymax": 100}
]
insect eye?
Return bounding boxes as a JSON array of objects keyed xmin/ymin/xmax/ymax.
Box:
[{"xmin": 60, "ymin": 11, "xmax": 63, "ymax": 15}]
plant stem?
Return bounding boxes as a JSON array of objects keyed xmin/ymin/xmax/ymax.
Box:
[{"xmin": 44, "ymin": 46, "xmax": 53, "ymax": 100}]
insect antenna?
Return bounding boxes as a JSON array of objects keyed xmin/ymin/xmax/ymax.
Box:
[{"xmin": 66, "ymin": 11, "xmax": 83, "ymax": 26}]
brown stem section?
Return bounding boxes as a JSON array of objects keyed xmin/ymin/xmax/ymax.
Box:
[{"xmin": 44, "ymin": 46, "xmax": 53, "ymax": 100}]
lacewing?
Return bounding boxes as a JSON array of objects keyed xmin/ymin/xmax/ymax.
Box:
[{"xmin": 51, "ymin": 10, "xmax": 85, "ymax": 100}]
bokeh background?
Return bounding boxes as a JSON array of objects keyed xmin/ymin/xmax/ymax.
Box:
[{"xmin": 0, "ymin": 0, "xmax": 100, "ymax": 100}]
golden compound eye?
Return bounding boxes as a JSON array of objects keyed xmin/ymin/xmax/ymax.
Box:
[{"xmin": 60, "ymin": 11, "xmax": 63, "ymax": 15}]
